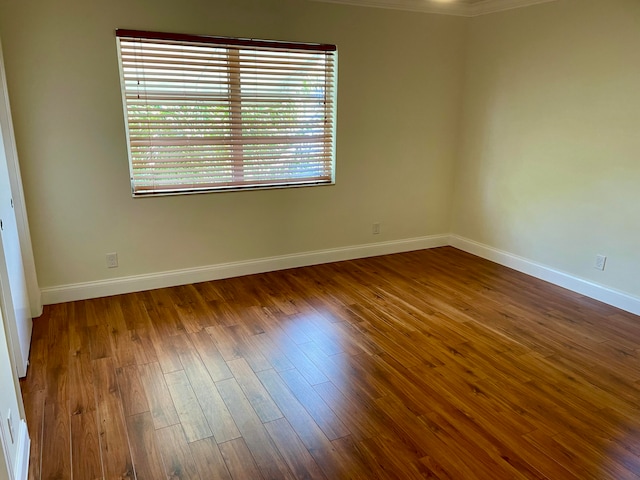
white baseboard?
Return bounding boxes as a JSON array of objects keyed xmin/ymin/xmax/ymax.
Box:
[
  {"xmin": 40, "ymin": 234, "xmax": 449, "ymax": 305},
  {"xmin": 29, "ymin": 292, "xmax": 43, "ymax": 320},
  {"xmin": 450, "ymin": 235, "xmax": 640, "ymax": 316},
  {"xmin": 14, "ymin": 420, "xmax": 29, "ymax": 480},
  {"xmin": 39, "ymin": 233, "xmax": 640, "ymax": 317}
]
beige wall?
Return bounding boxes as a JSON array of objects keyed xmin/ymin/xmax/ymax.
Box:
[
  {"xmin": 1, "ymin": 0, "xmax": 639, "ymax": 301},
  {"xmin": 0, "ymin": 0, "xmax": 466, "ymax": 289},
  {"xmin": 452, "ymin": 0, "xmax": 640, "ymax": 297}
]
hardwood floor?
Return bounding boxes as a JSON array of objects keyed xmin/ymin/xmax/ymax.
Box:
[{"xmin": 20, "ymin": 246, "xmax": 640, "ymax": 479}]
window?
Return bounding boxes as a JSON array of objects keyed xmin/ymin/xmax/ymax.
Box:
[{"xmin": 116, "ymin": 30, "xmax": 337, "ymax": 196}]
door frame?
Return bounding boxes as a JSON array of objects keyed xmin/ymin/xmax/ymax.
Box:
[{"xmin": 0, "ymin": 38, "xmax": 41, "ymax": 320}]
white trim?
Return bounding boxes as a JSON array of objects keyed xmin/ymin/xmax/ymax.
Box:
[
  {"xmin": 309, "ymin": 0, "xmax": 471, "ymax": 16},
  {"xmin": 308, "ymin": 0, "xmax": 556, "ymax": 17},
  {"xmin": 40, "ymin": 235, "xmax": 449, "ymax": 305},
  {"xmin": 14, "ymin": 420, "xmax": 29, "ymax": 480},
  {"xmin": 39, "ymin": 233, "xmax": 640, "ymax": 317},
  {"xmin": 449, "ymin": 235, "xmax": 640, "ymax": 316},
  {"xmin": 469, "ymin": 0, "xmax": 557, "ymax": 16},
  {"xmin": 0, "ymin": 39, "xmax": 42, "ymax": 319}
]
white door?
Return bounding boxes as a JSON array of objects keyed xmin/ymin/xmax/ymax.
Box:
[
  {"xmin": 0, "ymin": 308, "xmax": 15, "ymax": 480},
  {"xmin": 0, "ymin": 39, "xmax": 34, "ymax": 380},
  {"xmin": 0, "ymin": 304, "xmax": 28, "ymax": 480},
  {"xmin": 0, "ymin": 129, "xmax": 31, "ymax": 378}
]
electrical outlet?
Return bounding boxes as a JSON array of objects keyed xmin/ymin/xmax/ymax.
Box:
[
  {"xmin": 6, "ymin": 410, "xmax": 14, "ymax": 444},
  {"xmin": 106, "ymin": 252, "xmax": 119, "ymax": 268},
  {"xmin": 594, "ymin": 254, "xmax": 607, "ymax": 271},
  {"xmin": 372, "ymin": 223, "xmax": 381, "ymax": 235}
]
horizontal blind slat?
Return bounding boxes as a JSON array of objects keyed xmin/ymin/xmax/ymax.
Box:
[{"xmin": 117, "ymin": 32, "xmax": 336, "ymax": 195}]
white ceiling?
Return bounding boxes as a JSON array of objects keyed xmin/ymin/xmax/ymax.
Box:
[{"xmin": 309, "ymin": 0, "xmax": 557, "ymax": 16}]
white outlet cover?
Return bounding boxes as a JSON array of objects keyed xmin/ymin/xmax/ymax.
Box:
[
  {"xmin": 594, "ymin": 255, "xmax": 607, "ymax": 271},
  {"xmin": 106, "ymin": 252, "xmax": 119, "ymax": 268}
]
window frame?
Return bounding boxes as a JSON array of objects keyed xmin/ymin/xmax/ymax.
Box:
[{"xmin": 115, "ymin": 29, "xmax": 337, "ymax": 197}]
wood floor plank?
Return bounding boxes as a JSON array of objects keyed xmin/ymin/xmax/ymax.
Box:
[
  {"xmin": 553, "ymin": 430, "xmax": 640, "ymax": 479},
  {"xmin": 422, "ymin": 407, "xmax": 542, "ymax": 479},
  {"xmin": 264, "ymin": 417, "xmax": 326, "ymax": 480},
  {"xmin": 40, "ymin": 402, "xmax": 71, "ymax": 480},
  {"xmin": 68, "ymin": 301, "xmax": 89, "ymax": 356},
  {"xmin": 21, "ymin": 336, "xmax": 47, "ymax": 394},
  {"xmin": 226, "ymin": 358, "xmax": 283, "ymax": 423},
  {"xmin": 107, "ymin": 301, "xmax": 138, "ymax": 368},
  {"xmin": 356, "ymin": 435, "xmax": 433, "ymax": 480},
  {"xmin": 135, "ymin": 302, "xmax": 183, "ymax": 372},
  {"xmin": 523, "ymin": 429, "xmax": 598, "ymax": 480},
  {"xmin": 116, "ymin": 364, "xmax": 150, "ymax": 417},
  {"xmin": 169, "ymin": 284, "xmax": 219, "ymax": 333},
  {"xmin": 204, "ymin": 324, "xmax": 241, "ymax": 362},
  {"xmin": 71, "ymin": 411, "xmax": 103, "ymax": 480},
  {"xmin": 257, "ymin": 369, "xmax": 355, "ymax": 479},
  {"xmin": 125, "ymin": 412, "xmax": 167, "ymax": 480},
  {"xmin": 41, "ymin": 304, "xmax": 71, "ymax": 480},
  {"xmin": 189, "ymin": 329, "xmax": 233, "ymax": 382},
  {"xmin": 278, "ymin": 367, "xmax": 350, "ymax": 441},
  {"xmin": 329, "ymin": 435, "xmax": 384, "ymax": 480},
  {"xmin": 21, "ymin": 247, "xmax": 640, "ymax": 480},
  {"xmin": 207, "ymin": 324, "xmax": 272, "ymax": 373},
  {"xmin": 256, "ymin": 370, "xmax": 335, "ymax": 449},
  {"xmin": 129, "ymin": 327, "xmax": 159, "ymax": 365},
  {"xmin": 189, "ymin": 437, "xmax": 232, "ymax": 480},
  {"xmin": 164, "ymin": 370, "xmax": 213, "ymax": 443},
  {"xmin": 299, "ymin": 341, "xmax": 383, "ymax": 403},
  {"xmin": 312, "ymin": 380, "xmax": 379, "ymax": 441},
  {"xmin": 138, "ymin": 362, "xmax": 180, "ymax": 430},
  {"xmin": 260, "ymin": 326, "xmax": 329, "ymax": 386},
  {"xmin": 218, "ymin": 438, "xmax": 264, "ymax": 480},
  {"xmin": 216, "ymin": 377, "xmax": 295, "ymax": 479},
  {"xmin": 118, "ymin": 292, "xmax": 148, "ymax": 331},
  {"xmin": 88, "ymin": 324, "xmax": 112, "ymax": 361},
  {"xmin": 156, "ymin": 424, "xmax": 202, "ymax": 480},
  {"xmin": 69, "ymin": 351, "xmax": 94, "ymax": 416},
  {"xmin": 177, "ymin": 347, "xmax": 241, "ymax": 443},
  {"xmin": 93, "ymin": 356, "xmax": 135, "ymax": 479},
  {"xmin": 145, "ymin": 289, "xmax": 187, "ymax": 338},
  {"xmin": 21, "ymin": 387, "xmax": 44, "ymax": 480},
  {"xmin": 245, "ymin": 330, "xmax": 295, "ymax": 372}
]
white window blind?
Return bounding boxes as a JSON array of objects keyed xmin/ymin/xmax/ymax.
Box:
[{"xmin": 116, "ymin": 30, "xmax": 337, "ymax": 196}]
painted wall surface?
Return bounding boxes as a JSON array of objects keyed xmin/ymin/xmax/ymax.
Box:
[
  {"xmin": 0, "ymin": 0, "xmax": 638, "ymax": 303},
  {"xmin": 452, "ymin": 0, "xmax": 640, "ymax": 297},
  {"xmin": 0, "ymin": 0, "xmax": 466, "ymax": 289},
  {"xmin": 0, "ymin": 449, "xmax": 7, "ymax": 480}
]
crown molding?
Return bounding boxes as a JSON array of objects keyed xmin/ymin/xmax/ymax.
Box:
[
  {"xmin": 470, "ymin": 0, "xmax": 556, "ymax": 16},
  {"xmin": 308, "ymin": 0, "xmax": 556, "ymax": 17},
  {"xmin": 309, "ymin": 0, "xmax": 471, "ymax": 16}
]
